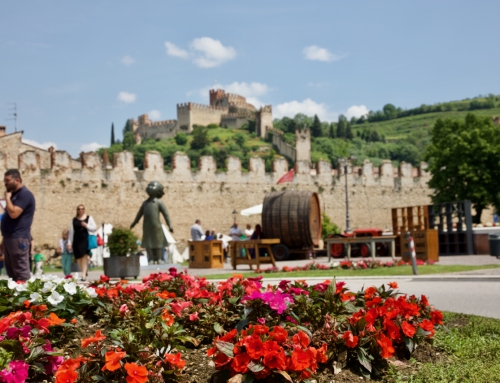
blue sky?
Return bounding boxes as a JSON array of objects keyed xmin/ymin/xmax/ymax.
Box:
[{"xmin": 1, "ymin": 1, "xmax": 499, "ymax": 156}]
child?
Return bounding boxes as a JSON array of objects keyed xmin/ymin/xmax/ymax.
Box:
[
  {"xmin": 58, "ymin": 229, "xmax": 72, "ymax": 277},
  {"xmin": 33, "ymin": 247, "xmax": 45, "ymax": 276}
]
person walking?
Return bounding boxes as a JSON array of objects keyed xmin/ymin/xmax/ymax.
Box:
[
  {"xmin": 58, "ymin": 229, "xmax": 72, "ymax": 276},
  {"xmin": 0, "ymin": 169, "xmax": 36, "ymax": 282},
  {"xmin": 190, "ymin": 219, "xmax": 203, "ymax": 241},
  {"xmin": 68, "ymin": 204, "xmax": 96, "ymax": 281}
]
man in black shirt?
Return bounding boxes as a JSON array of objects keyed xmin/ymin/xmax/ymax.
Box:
[{"xmin": 1, "ymin": 169, "xmax": 36, "ymax": 281}]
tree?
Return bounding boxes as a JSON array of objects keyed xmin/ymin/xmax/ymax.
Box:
[
  {"xmin": 424, "ymin": 113, "xmax": 500, "ymax": 223},
  {"xmin": 311, "ymin": 115, "xmax": 322, "ymax": 137},
  {"xmin": 123, "ymin": 132, "xmax": 135, "ymax": 151},
  {"xmin": 110, "ymin": 123, "xmax": 115, "ymax": 146},
  {"xmin": 174, "ymin": 132, "xmax": 188, "ymax": 146},
  {"xmin": 329, "ymin": 123, "xmax": 336, "ymax": 139},
  {"xmin": 383, "ymin": 103, "xmax": 397, "ymax": 120},
  {"xmin": 337, "ymin": 115, "xmax": 347, "ymax": 139},
  {"xmin": 190, "ymin": 126, "xmax": 210, "ymax": 150},
  {"xmin": 123, "ymin": 119, "xmax": 133, "ymax": 137},
  {"xmin": 345, "ymin": 123, "xmax": 354, "ymax": 140}
]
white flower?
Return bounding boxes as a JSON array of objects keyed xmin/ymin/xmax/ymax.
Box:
[
  {"xmin": 332, "ymin": 262, "xmax": 339, "ymax": 268},
  {"xmin": 41, "ymin": 281, "xmax": 54, "ymax": 293},
  {"xmin": 7, "ymin": 279, "xmax": 18, "ymax": 289},
  {"xmin": 63, "ymin": 282, "xmax": 77, "ymax": 295},
  {"xmin": 15, "ymin": 283, "xmax": 27, "ymax": 292},
  {"xmin": 47, "ymin": 291, "xmax": 64, "ymax": 306},
  {"xmin": 85, "ymin": 287, "xmax": 97, "ymax": 298},
  {"xmin": 29, "ymin": 292, "xmax": 42, "ymax": 302},
  {"xmin": 28, "ymin": 276, "xmax": 37, "ymax": 283}
]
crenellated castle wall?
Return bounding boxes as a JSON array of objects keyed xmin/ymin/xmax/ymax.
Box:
[{"xmin": 0, "ymin": 144, "xmax": 442, "ymax": 249}]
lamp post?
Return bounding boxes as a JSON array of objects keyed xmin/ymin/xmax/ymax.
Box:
[
  {"xmin": 232, "ymin": 210, "xmax": 238, "ymax": 224},
  {"xmin": 340, "ymin": 155, "xmax": 356, "ymax": 233}
]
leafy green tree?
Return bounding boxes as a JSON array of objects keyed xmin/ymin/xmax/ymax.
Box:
[
  {"xmin": 337, "ymin": 116, "xmax": 347, "ymax": 139},
  {"xmin": 345, "ymin": 123, "xmax": 354, "ymax": 140},
  {"xmin": 174, "ymin": 133, "xmax": 188, "ymax": 146},
  {"xmin": 311, "ymin": 115, "xmax": 322, "ymax": 137},
  {"xmin": 110, "ymin": 123, "xmax": 115, "ymax": 146},
  {"xmin": 123, "ymin": 119, "xmax": 133, "ymax": 137},
  {"xmin": 234, "ymin": 132, "xmax": 247, "ymax": 147},
  {"xmin": 329, "ymin": 123, "xmax": 336, "ymax": 139},
  {"xmin": 190, "ymin": 126, "xmax": 210, "ymax": 150},
  {"xmin": 383, "ymin": 103, "xmax": 397, "ymax": 119},
  {"xmin": 424, "ymin": 113, "xmax": 500, "ymax": 223},
  {"xmin": 321, "ymin": 212, "xmax": 341, "ymax": 238},
  {"xmin": 123, "ymin": 132, "xmax": 135, "ymax": 151}
]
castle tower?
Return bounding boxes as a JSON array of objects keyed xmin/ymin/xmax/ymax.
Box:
[
  {"xmin": 295, "ymin": 127, "xmax": 311, "ymax": 164},
  {"xmin": 209, "ymin": 89, "xmax": 226, "ymax": 107},
  {"xmin": 256, "ymin": 105, "xmax": 273, "ymax": 138}
]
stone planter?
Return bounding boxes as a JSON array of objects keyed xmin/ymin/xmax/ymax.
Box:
[{"xmin": 103, "ymin": 256, "xmax": 140, "ymax": 279}]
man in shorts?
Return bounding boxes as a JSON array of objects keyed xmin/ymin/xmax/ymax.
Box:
[{"xmin": 0, "ymin": 169, "xmax": 36, "ymax": 282}]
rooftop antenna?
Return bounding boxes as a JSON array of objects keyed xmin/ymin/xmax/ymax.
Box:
[{"xmin": 6, "ymin": 103, "xmax": 18, "ymax": 132}]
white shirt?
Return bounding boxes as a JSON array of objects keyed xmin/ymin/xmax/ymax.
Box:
[
  {"xmin": 190, "ymin": 223, "xmax": 204, "ymax": 241},
  {"xmin": 229, "ymin": 226, "xmax": 243, "ymax": 241}
]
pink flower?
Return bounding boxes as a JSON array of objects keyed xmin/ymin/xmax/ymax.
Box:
[
  {"xmin": 119, "ymin": 304, "xmax": 129, "ymax": 315},
  {"xmin": 0, "ymin": 360, "xmax": 29, "ymax": 383},
  {"xmin": 257, "ymin": 318, "xmax": 266, "ymax": 324},
  {"xmin": 170, "ymin": 301, "xmax": 192, "ymax": 316},
  {"xmin": 189, "ymin": 312, "xmax": 199, "ymax": 321}
]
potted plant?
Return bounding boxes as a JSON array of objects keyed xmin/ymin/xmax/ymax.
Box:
[{"xmin": 103, "ymin": 227, "xmax": 140, "ymax": 279}]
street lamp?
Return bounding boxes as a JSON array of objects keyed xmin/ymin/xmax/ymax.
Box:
[
  {"xmin": 339, "ymin": 155, "xmax": 356, "ymax": 233},
  {"xmin": 232, "ymin": 210, "xmax": 238, "ymax": 224}
]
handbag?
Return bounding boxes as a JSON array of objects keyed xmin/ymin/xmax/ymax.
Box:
[
  {"xmin": 88, "ymin": 234, "xmax": 98, "ymax": 250},
  {"xmin": 97, "ymin": 234, "xmax": 104, "ymax": 247}
]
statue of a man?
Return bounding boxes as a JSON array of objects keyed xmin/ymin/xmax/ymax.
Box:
[{"xmin": 130, "ymin": 181, "xmax": 173, "ymax": 264}]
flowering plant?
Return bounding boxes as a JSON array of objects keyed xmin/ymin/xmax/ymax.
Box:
[
  {"xmin": 0, "ymin": 276, "xmax": 97, "ymax": 320},
  {"xmin": 208, "ymin": 324, "xmax": 327, "ymax": 382}
]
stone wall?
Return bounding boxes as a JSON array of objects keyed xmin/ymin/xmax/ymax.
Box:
[
  {"xmin": 0, "ymin": 146, "xmax": 442, "ymax": 250},
  {"xmin": 269, "ymin": 128, "xmax": 296, "ymax": 162}
]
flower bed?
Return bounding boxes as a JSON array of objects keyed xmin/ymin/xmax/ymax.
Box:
[
  {"xmin": 0, "ymin": 269, "xmax": 443, "ymax": 382},
  {"xmin": 256, "ymin": 259, "xmax": 436, "ymax": 273}
]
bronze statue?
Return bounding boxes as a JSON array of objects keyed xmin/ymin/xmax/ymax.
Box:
[{"xmin": 130, "ymin": 181, "xmax": 173, "ymax": 264}]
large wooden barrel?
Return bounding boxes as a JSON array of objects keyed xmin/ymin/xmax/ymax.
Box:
[{"xmin": 262, "ymin": 191, "xmax": 322, "ymax": 249}]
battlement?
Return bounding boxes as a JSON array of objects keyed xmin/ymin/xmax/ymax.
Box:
[
  {"xmin": 136, "ymin": 114, "xmax": 177, "ymax": 127},
  {"xmin": 177, "ymin": 102, "xmax": 228, "ymax": 112},
  {"xmin": 260, "ymin": 105, "xmax": 272, "ymax": 113}
]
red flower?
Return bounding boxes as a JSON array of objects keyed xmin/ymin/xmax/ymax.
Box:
[
  {"xmin": 401, "ymin": 321, "xmax": 416, "ymax": 338},
  {"xmin": 292, "ymin": 330, "xmax": 310, "ymax": 348},
  {"xmin": 384, "ymin": 318, "xmax": 401, "ymax": 341},
  {"xmin": 342, "ymin": 331, "xmax": 359, "ymax": 348},
  {"xmin": 430, "ymin": 310, "xmax": 443, "ymax": 325},
  {"xmin": 124, "ymin": 362, "xmax": 148, "ymax": 383},
  {"xmin": 81, "ymin": 330, "xmax": 106, "ymax": 348},
  {"xmin": 161, "ymin": 309, "xmax": 174, "ymax": 326},
  {"xmin": 100, "ymin": 275, "xmax": 110, "ymax": 283},
  {"xmin": 377, "ymin": 334, "xmax": 395, "ymax": 359},
  {"xmin": 251, "ymin": 324, "xmax": 269, "ymax": 336},
  {"xmin": 188, "ymin": 312, "xmax": 199, "ymax": 321},
  {"xmin": 263, "ymin": 350, "xmax": 287, "ymax": 370},
  {"xmin": 220, "ymin": 329, "xmax": 237, "ymax": 342},
  {"xmin": 316, "ymin": 343, "xmax": 328, "ymax": 363},
  {"xmin": 421, "ymin": 294, "xmax": 429, "ymax": 307},
  {"xmin": 55, "ymin": 369, "xmax": 78, "ymax": 383},
  {"xmin": 244, "ymin": 335, "xmax": 265, "ymax": 359},
  {"xmin": 268, "ymin": 326, "xmax": 288, "ymax": 343},
  {"xmin": 164, "ymin": 352, "xmax": 186, "ymax": 370},
  {"xmin": 419, "ymin": 319, "xmax": 435, "ymax": 337},
  {"xmin": 364, "ymin": 286, "xmax": 377, "ymax": 299},
  {"xmin": 289, "ymin": 348, "xmax": 312, "ymax": 371},
  {"xmin": 214, "ymin": 352, "xmax": 231, "ymax": 369},
  {"xmin": 388, "ymin": 281, "xmax": 398, "ymax": 289},
  {"xmin": 101, "ymin": 350, "xmax": 126, "ymax": 372},
  {"xmin": 231, "ymin": 352, "xmax": 251, "ymax": 373}
]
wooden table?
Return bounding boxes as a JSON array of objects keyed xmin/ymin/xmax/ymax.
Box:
[
  {"xmin": 326, "ymin": 236, "xmax": 397, "ymax": 262},
  {"xmin": 230, "ymin": 239, "xmax": 280, "ymax": 270}
]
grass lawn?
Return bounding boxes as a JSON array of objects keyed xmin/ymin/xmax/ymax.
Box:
[
  {"xmin": 42, "ymin": 266, "xmax": 104, "ymax": 274},
  {"xmin": 387, "ymin": 312, "xmax": 500, "ymax": 382},
  {"xmin": 200, "ymin": 264, "xmax": 500, "ymax": 280}
]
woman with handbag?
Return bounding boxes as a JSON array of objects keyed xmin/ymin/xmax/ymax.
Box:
[{"xmin": 68, "ymin": 204, "xmax": 96, "ymax": 281}]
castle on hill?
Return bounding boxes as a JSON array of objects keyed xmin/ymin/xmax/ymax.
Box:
[{"xmin": 131, "ymin": 89, "xmax": 273, "ymax": 143}]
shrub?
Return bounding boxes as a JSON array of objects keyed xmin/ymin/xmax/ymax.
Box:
[
  {"xmin": 174, "ymin": 132, "xmax": 188, "ymax": 146},
  {"xmin": 107, "ymin": 227, "xmax": 138, "ymax": 256}
]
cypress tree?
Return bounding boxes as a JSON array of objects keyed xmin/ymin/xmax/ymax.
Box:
[
  {"xmin": 346, "ymin": 124, "xmax": 354, "ymax": 140},
  {"xmin": 311, "ymin": 115, "xmax": 322, "ymax": 137},
  {"xmin": 111, "ymin": 123, "xmax": 115, "ymax": 146}
]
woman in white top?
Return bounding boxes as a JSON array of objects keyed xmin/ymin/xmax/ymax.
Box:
[
  {"xmin": 245, "ymin": 224, "xmax": 254, "ymax": 238},
  {"xmin": 68, "ymin": 204, "xmax": 96, "ymax": 281}
]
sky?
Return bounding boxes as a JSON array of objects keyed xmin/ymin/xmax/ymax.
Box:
[{"xmin": 1, "ymin": 1, "xmax": 500, "ymax": 156}]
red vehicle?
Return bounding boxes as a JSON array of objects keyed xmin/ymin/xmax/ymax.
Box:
[{"xmin": 329, "ymin": 228, "xmax": 388, "ymax": 258}]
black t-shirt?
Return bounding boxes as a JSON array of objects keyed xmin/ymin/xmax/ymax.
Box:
[{"xmin": 1, "ymin": 186, "xmax": 36, "ymax": 238}]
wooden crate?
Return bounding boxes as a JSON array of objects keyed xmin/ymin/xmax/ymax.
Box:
[
  {"xmin": 400, "ymin": 229, "xmax": 439, "ymax": 262},
  {"xmin": 188, "ymin": 240, "xmax": 224, "ymax": 268}
]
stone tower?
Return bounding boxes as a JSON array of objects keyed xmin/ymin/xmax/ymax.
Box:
[
  {"xmin": 295, "ymin": 127, "xmax": 311, "ymax": 164},
  {"xmin": 256, "ymin": 105, "xmax": 273, "ymax": 138}
]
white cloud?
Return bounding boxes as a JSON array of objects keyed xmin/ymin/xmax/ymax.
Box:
[
  {"xmin": 165, "ymin": 41, "xmax": 189, "ymax": 58},
  {"xmin": 117, "ymin": 91, "xmax": 136, "ymax": 103},
  {"xmin": 190, "ymin": 37, "xmax": 236, "ymax": 68},
  {"xmin": 22, "ymin": 139, "xmax": 57, "ymax": 150},
  {"xmin": 345, "ymin": 105, "xmax": 369, "ymax": 120},
  {"xmin": 149, "ymin": 110, "xmax": 161, "ymax": 120},
  {"xmin": 121, "ymin": 55, "xmax": 135, "ymax": 65},
  {"xmin": 165, "ymin": 37, "xmax": 236, "ymax": 68},
  {"xmin": 80, "ymin": 142, "xmax": 103, "ymax": 152},
  {"xmin": 303, "ymin": 45, "xmax": 346, "ymax": 62},
  {"xmin": 274, "ymin": 99, "xmax": 338, "ymax": 122}
]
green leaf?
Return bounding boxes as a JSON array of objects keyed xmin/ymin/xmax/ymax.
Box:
[
  {"xmin": 325, "ymin": 280, "xmax": 336, "ymax": 301},
  {"xmin": 404, "ymin": 337, "xmax": 415, "ymax": 353},
  {"xmin": 275, "ymin": 371, "xmax": 293, "ymax": 382},
  {"xmin": 215, "ymin": 340, "xmax": 235, "ymax": 357},
  {"xmin": 236, "ymin": 318, "xmax": 249, "ymax": 331},
  {"xmin": 228, "ymin": 297, "xmax": 239, "ymax": 305},
  {"xmin": 356, "ymin": 348, "xmax": 372, "ymax": 373},
  {"xmin": 247, "ymin": 361, "xmax": 264, "ymax": 372},
  {"xmin": 214, "ymin": 323, "xmax": 224, "ymax": 334},
  {"xmin": 242, "ymin": 374, "xmax": 255, "ymax": 383}
]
